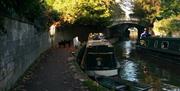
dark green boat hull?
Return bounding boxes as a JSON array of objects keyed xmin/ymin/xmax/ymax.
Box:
[{"xmin": 137, "ymin": 37, "xmax": 180, "ymax": 57}]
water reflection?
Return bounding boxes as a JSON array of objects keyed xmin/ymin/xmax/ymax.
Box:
[
  {"xmin": 119, "ymin": 60, "xmax": 138, "ymax": 82},
  {"xmin": 121, "ymin": 40, "xmax": 133, "ymax": 58},
  {"xmin": 115, "ymin": 40, "xmax": 180, "ymax": 91}
]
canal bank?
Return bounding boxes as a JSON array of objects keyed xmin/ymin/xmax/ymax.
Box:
[{"xmin": 11, "ymin": 46, "xmax": 110, "ymax": 91}]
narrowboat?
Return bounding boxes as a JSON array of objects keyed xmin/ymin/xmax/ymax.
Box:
[
  {"xmin": 78, "ymin": 33, "xmax": 120, "ymax": 77},
  {"xmin": 136, "ymin": 37, "xmax": 180, "ymax": 59}
]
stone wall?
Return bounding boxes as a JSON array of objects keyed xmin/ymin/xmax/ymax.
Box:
[
  {"xmin": 0, "ymin": 17, "xmax": 56, "ymax": 91},
  {"xmin": 0, "ymin": 16, "xmax": 107, "ymax": 91}
]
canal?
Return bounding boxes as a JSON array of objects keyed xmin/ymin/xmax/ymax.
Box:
[{"xmin": 114, "ymin": 40, "xmax": 180, "ymax": 91}]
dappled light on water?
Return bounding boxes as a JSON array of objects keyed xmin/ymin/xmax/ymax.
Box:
[
  {"xmin": 121, "ymin": 41, "xmax": 133, "ymax": 58},
  {"xmin": 115, "ymin": 40, "xmax": 180, "ymax": 91},
  {"xmin": 119, "ymin": 60, "xmax": 138, "ymax": 82}
]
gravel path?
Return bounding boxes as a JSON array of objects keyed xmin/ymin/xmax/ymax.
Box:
[{"xmin": 11, "ymin": 46, "xmax": 87, "ymax": 91}]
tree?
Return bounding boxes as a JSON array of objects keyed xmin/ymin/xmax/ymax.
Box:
[
  {"xmin": 44, "ymin": 0, "xmax": 115, "ymax": 27},
  {"xmin": 0, "ymin": 0, "xmax": 49, "ymax": 30},
  {"xmin": 153, "ymin": 15, "xmax": 180, "ymax": 36},
  {"xmin": 158, "ymin": 0, "xmax": 180, "ymax": 19},
  {"xmin": 133, "ymin": 0, "xmax": 180, "ymax": 37},
  {"xmin": 133, "ymin": 0, "xmax": 161, "ymax": 26},
  {"xmin": 153, "ymin": 0, "xmax": 180, "ymax": 36}
]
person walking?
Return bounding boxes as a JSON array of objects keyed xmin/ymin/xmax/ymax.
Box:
[
  {"xmin": 49, "ymin": 23, "xmax": 56, "ymax": 47},
  {"xmin": 140, "ymin": 28, "xmax": 151, "ymax": 39},
  {"xmin": 73, "ymin": 36, "xmax": 81, "ymax": 49}
]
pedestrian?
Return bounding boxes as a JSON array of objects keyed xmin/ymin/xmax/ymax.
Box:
[
  {"xmin": 49, "ymin": 23, "xmax": 56, "ymax": 47},
  {"xmin": 73, "ymin": 36, "xmax": 81, "ymax": 48},
  {"xmin": 140, "ymin": 28, "xmax": 151, "ymax": 39}
]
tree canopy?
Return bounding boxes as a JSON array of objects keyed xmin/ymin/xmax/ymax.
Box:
[
  {"xmin": 45, "ymin": 0, "xmax": 115, "ymax": 27},
  {"xmin": 0, "ymin": 0, "xmax": 48, "ymax": 29},
  {"xmin": 153, "ymin": 15, "xmax": 180, "ymax": 37},
  {"xmin": 133, "ymin": 0, "xmax": 180, "ymax": 36},
  {"xmin": 133, "ymin": 0, "xmax": 161, "ymax": 26},
  {"xmin": 0, "ymin": 0, "xmax": 117, "ymax": 30}
]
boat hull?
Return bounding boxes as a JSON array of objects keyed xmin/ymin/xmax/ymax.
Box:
[
  {"xmin": 136, "ymin": 37, "xmax": 180, "ymax": 58},
  {"xmin": 86, "ymin": 69, "xmax": 118, "ymax": 77}
]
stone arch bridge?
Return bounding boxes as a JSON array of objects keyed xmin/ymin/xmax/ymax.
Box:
[{"xmin": 108, "ymin": 18, "xmax": 145, "ymax": 39}]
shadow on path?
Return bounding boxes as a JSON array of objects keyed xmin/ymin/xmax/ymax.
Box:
[{"xmin": 11, "ymin": 46, "xmax": 86, "ymax": 91}]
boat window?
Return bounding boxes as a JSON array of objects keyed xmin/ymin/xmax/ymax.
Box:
[
  {"xmin": 154, "ymin": 41, "xmax": 158, "ymax": 48},
  {"xmin": 140, "ymin": 40, "xmax": 148, "ymax": 47},
  {"xmin": 84, "ymin": 53, "xmax": 116, "ymax": 70},
  {"xmin": 161, "ymin": 41, "xmax": 169, "ymax": 49}
]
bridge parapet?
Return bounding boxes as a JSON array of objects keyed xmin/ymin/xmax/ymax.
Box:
[
  {"xmin": 112, "ymin": 18, "xmax": 140, "ymax": 22},
  {"xmin": 109, "ymin": 18, "xmax": 140, "ymax": 27}
]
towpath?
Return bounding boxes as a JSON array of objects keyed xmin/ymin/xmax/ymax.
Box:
[{"xmin": 11, "ymin": 45, "xmax": 88, "ymax": 91}]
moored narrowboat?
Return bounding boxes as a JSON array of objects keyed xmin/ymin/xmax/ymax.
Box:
[
  {"xmin": 136, "ymin": 37, "xmax": 180, "ymax": 59},
  {"xmin": 79, "ymin": 33, "xmax": 120, "ymax": 77}
]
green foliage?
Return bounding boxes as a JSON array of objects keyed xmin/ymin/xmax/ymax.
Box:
[
  {"xmin": 0, "ymin": 16, "xmax": 6, "ymax": 35},
  {"xmin": 0, "ymin": 0, "xmax": 115, "ymax": 31},
  {"xmin": 153, "ymin": 15, "xmax": 180, "ymax": 36},
  {"xmin": 75, "ymin": 0, "xmax": 113, "ymax": 27},
  {"xmin": 133, "ymin": 0, "xmax": 161, "ymax": 26},
  {"xmin": 48, "ymin": 10, "xmax": 61, "ymax": 22},
  {"xmin": 0, "ymin": 0, "xmax": 15, "ymax": 15},
  {"xmin": 159, "ymin": 0, "xmax": 180, "ymax": 19},
  {"xmin": 134, "ymin": 0, "xmax": 180, "ymax": 22},
  {"xmin": 133, "ymin": 3, "xmax": 146, "ymax": 18},
  {"xmin": 44, "ymin": 0, "xmax": 114, "ymax": 27},
  {"xmin": 1, "ymin": 0, "xmax": 42, "ymax": 20},
  {"xmin": 133, "ymin": 0, "xmax": 180, "ymax": 37},
  {"xmin": 110, "ymin": 2, "xmax": 124, "ymax": 19},
  {"xmin": 45, "ymin": 0, "xmax": 55, "ymax": 6},
  {"xmin": 0, "ymin": 0, "xmax": 49, "ymax": 30}
]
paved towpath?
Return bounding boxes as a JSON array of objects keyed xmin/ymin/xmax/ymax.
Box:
[{"xmin": 12, "ymin": 46, "xmax": 88, "ymax": 91}]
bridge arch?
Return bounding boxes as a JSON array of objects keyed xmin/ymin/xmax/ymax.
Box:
[{"xmin": 108, "ymin": 23, "xmax": 146, "ymax": 40}]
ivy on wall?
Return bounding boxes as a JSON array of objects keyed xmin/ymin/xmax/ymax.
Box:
[
  {"xmin": 0, "ymin": 16, "xmax": 6, "ymax": 35},
  {"xmin": 0, "ymin": 0, "xmax": 49, "ymax": 32}
]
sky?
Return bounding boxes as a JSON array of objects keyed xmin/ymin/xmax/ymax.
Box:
[{"xmin": 115, "ymin": 0, "xmax": 134, "ymax": 19}]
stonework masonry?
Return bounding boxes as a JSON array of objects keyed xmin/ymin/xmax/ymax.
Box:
[
  {"xmin": 0, "ymin": 17, "xmax": 59, "ymax": 91},
  {"xmin": 0, "ymin": 16, "xmax": 106, "ymax": 91}
]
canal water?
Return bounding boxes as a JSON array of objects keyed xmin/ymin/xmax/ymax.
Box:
[{"xmin": 115, "ymin": 40, "xmax": 180, "ymax": 91}]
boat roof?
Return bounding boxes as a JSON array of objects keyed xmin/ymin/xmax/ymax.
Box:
[
  {"xmin": 87, "ymin": 39, "xmax": 113, "ymax": 47},
  {"xmin": 87, "ymin": 33, "xmax": 113, "ymax": 47}
]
